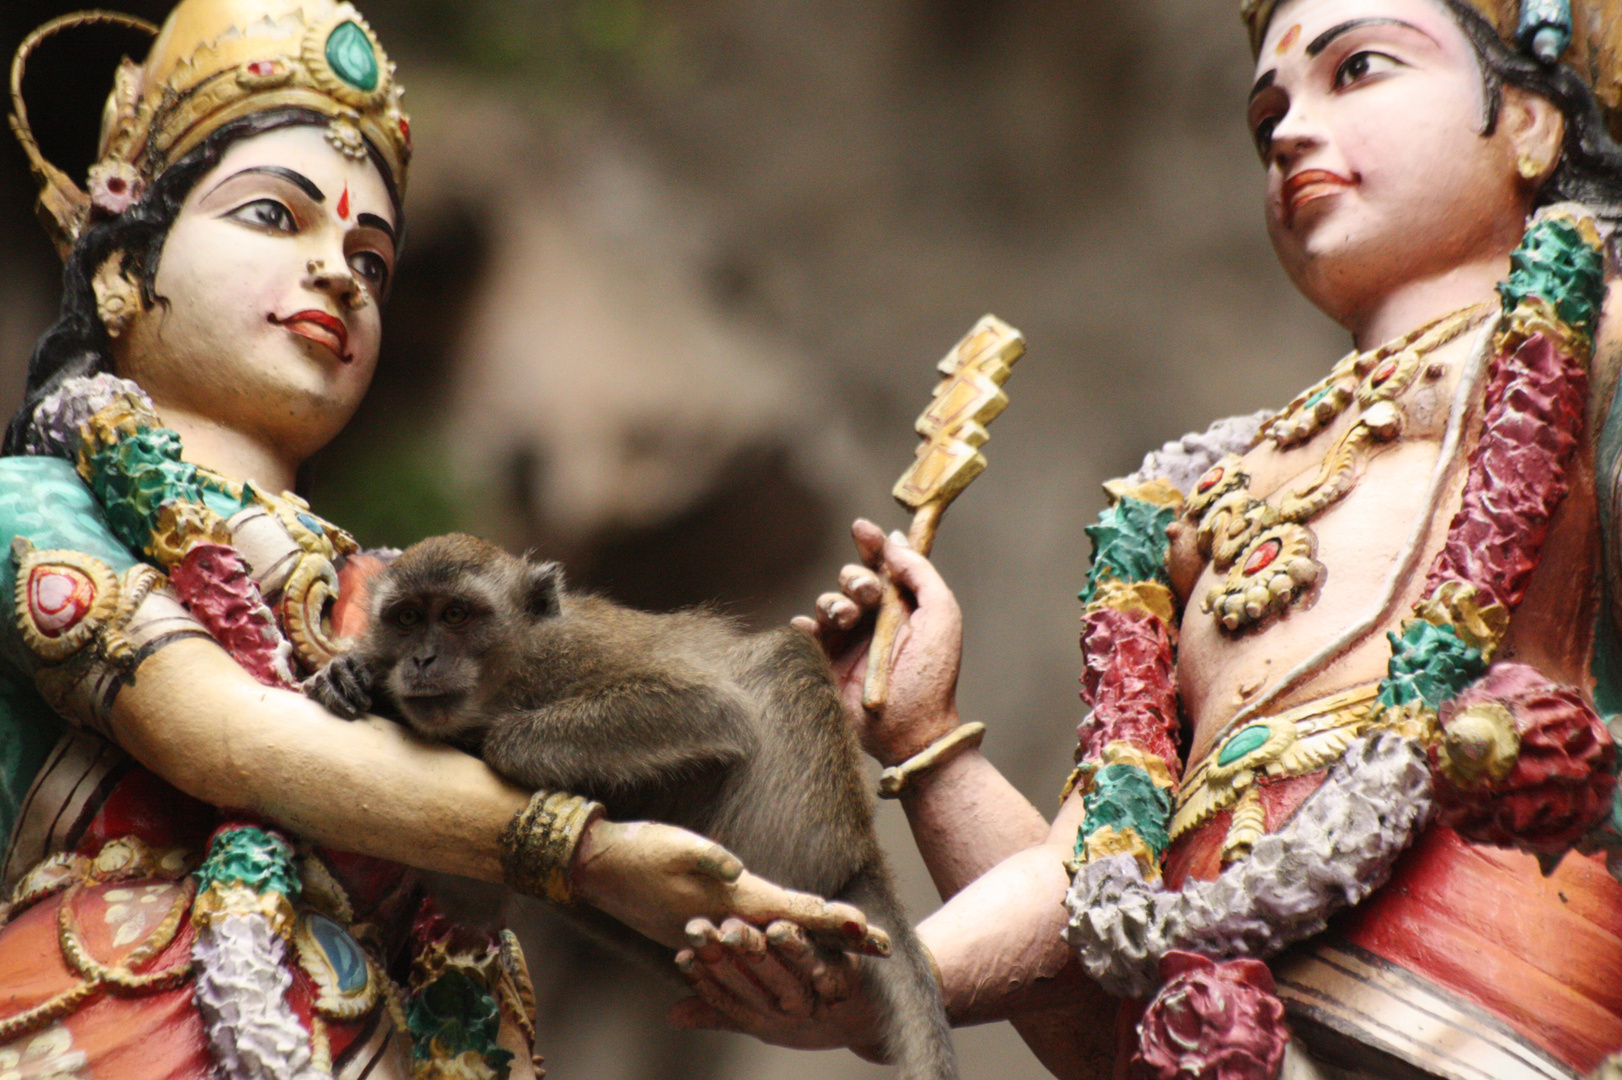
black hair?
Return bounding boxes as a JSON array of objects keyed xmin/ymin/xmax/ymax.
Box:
[
  {"xmin": 1439, "ymin": 0, "xmax": 1622, "ymax": 216},
  {"xmin": 3, "ymin": 107, "xmax": 403, "ymax": 455}
]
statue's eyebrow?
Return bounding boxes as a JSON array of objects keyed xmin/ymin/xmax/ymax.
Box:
[
  {"xmin": 357, "ymin": 212, "xmax": 396, "ymax": 244},
  {"xmin": 204, "ymin": 165, "xmax": 326, "ymax": 203},
  {"xmin": 1250, "ymin": 69, "xmax": 1277, "ymax": 100},
  {"xmin": 1306, "ymin": 17, "xmax": 1417, "ymax": 56}
]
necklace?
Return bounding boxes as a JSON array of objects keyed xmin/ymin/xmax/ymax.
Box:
[
  {"xmin": 1065, "ymin": 207, "xmax": 1608, "ymax": 1020},
  {"xmin": 1263, "ymin": 302, "xmax": 1493, "ymax": 448},
  {"xmin": 1185, "ymin": 301, "xmax": 1494, "ymax": 633}
]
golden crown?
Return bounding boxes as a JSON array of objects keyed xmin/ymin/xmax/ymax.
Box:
[
  {"xmin": 11, "ymin": 0, "xmax": 411, "ymax": 260},
  {"xmin": 1241, "ymin": 0, "xmax": 1622, "ymax": 131}
]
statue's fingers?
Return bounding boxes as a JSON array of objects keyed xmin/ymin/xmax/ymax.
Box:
[
  {"xmin": 675, "ymin": 965, "xmax": 765, "ymax": 1033},
  {"xmin": 748, "ymin": 953, "xmax": 815, "ymax": 1018},
  {"xmin": 838, "ymin": 563, "xmax": 883, "ymax": 608},
  {"xmin": 816, "ymin": 592, "xmax": 861, "ymax": 631},
  {"xmin": 685, "ymin": 918, "xmax": 726, "ymax": 964},
  {"xmin": 703, "ymin": 950, "xmax": 779, "ymax": 1016},
  {"xmin": 748, "ymin": 888, "xmax": 869, "ymax": 945},
  {"xmin": 718, "ymin": 917, "xmax": 768, "ymax": 956},
  {"xmin": 851, "ymin": 519, "xmax": 886, "ymax": 569},
  {"xmin": 716, "ymin": 918, "xmax": 812, "ymax": 1016},
  {"xmin": 761, "ymin": 921, "xmax": 860, "ymax": 1004}
]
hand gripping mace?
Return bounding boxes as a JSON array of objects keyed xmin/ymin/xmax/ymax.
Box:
[{"xmin": 863, "ymin": 314, "xmax": 1025, "ymax": 710}]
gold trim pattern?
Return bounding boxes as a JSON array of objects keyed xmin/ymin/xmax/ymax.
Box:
[
  {"xmin": 1170, "ymin": 683, "xmax": 1384, "ymax": 848},
  {"xmin": 1083, "ymin": 579, "xmax": 1179, "ymax": 627},
  {"xmin": 1222, "ymin": 786, "xmax": 1267, "ymax": 864},
  {"xmin": 0, "ymin": 876, "xmax": 199, "ymax": 1044}
]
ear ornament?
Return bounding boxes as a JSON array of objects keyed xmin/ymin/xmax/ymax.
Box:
[
  {"xmin": 91, "ymin": 255, "xmax": 142, "ymax": 339},
  {"xmin": 1517, "ymin": 152, "xmax": 1549, "ymax": 181}
]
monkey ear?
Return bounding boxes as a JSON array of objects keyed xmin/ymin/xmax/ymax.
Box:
[{"xmin": 524, "ymin": 560, "xmax": 565, "ymax": 620}]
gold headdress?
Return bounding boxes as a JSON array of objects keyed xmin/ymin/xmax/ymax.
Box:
[
  {"xmin": 1241, "ymin": 0, "xmax": 1622, "ymax": 131},
  {"xmin": 11, "ymin": 0, "xmax": 411, "ymax": 260}
]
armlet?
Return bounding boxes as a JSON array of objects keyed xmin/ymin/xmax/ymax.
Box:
[{"xmin": 14, "ymin": 537, "xmax": 207, "ymax": 735}]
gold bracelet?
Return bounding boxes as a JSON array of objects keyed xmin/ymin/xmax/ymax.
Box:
[
  {"xmin": 499, "ymin": 791, "xmax": 605, "ymax": 903},
  {"xmin": 877, "ymin": 722, "xmax": 986, "ymax": 799}
]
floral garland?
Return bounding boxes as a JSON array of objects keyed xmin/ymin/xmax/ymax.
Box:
[
  {"xmin": 1062, "ymin": 204, "xmax": 1617, "ymax": 1069},
  {"xmin": 22, "ymin": 375, "xmax": 524, "ymax": 1080}
]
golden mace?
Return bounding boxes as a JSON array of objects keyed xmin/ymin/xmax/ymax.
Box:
[{"xmin": 863, "ymin": 314, "xmax": 1025, "ymax": 709}]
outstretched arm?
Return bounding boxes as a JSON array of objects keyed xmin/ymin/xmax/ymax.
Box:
[
  {"xmin": 674, "ymin": 793, "xmax": 1116, "ymax": 1078},
  {"xmin": 107, "ymin": 635, "xmax": 879, "ymax": 951},
  {"xmin": 677, "ymin": 521, "xmax": 1119, "ymax": 1074}
]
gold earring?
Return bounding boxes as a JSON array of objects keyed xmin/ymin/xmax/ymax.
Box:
[
  {"xmin": 1517, "ymin": 152, "xmax": 1547, "ymax": 180},
  {"xmin": 92, "ymin": 255, "xmax": 142, "ymax": 339}
]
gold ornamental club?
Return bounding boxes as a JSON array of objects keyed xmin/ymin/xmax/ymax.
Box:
[{"xmin": 864, "ymin": 314, "xmax": 1025, "ymax": 709}]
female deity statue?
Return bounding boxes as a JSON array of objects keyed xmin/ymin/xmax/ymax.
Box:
[
  {"xmin": 0, "ymin": 2, "xmax": 877, "ymax": 1077},
  {"xmin": 677, "ymin": 0, "xmax": 1622, "ymax": 1077}
]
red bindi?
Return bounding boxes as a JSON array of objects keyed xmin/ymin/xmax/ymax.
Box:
[
  {"xmin": 336, "ymin": 185, "xmax": 351, "ymax": 221},
  {"xmin": 1276, "ymin": 23, "xmax": 1301, "ymax": 53}
]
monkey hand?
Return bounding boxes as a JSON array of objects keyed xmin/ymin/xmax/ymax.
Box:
[
  {"xmin": 793, "ymin": 518, "xmax": 965, "ymax": 766},
  {"xmin": 303, "ymin": 652, "xmax": 374, "ymax": 719},
  {"xmin": 667, "ymin": 917, "xmax": 888, "ymax": 1059},
  {"xmin": 571, "ymin": 818, "xmax": 890, "ymax": 954}
]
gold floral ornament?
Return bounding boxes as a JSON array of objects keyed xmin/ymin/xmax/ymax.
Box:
[
  {"xmin": 1201, "ymin": 522, "xmax": 1319, "ymax": 631},
  {"xmin": 11, "ymin": 0, "xmax": 411, "ymax": 260}
]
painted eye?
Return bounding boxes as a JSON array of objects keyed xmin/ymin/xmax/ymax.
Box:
[
  {"xmin": 1333, "ymin": 50, "xmax": 1401, "ymax": 90},
  {"xmin": 228, "ymin": 198, "xmax": 297, "ymax": 233},
  {"xmin": 348, "ymin": 250, "xmax": 390, "ymax": 292},
  {"xmin": 442, "ymin": 603, "xmax": 469, "ymax": 627},
  {"xmin": 1253, "ymin": 114, "xmax": 1280, "ymax": 158},
  {"xmin": 392, "ymin": 607, "xmax": 421, "ymax": 628}
]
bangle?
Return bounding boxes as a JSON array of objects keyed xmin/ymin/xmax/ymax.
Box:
[
  {"xmin": 919, "ymin": 940, "xmax": 947, "ymax": 1000},
  {"xmin": 499, "ymin": 791, "xmax": 605, "ymax": 903},
  {"xmin": 877, "ymin": 722, "xmax": 986, "ymax": 799}
]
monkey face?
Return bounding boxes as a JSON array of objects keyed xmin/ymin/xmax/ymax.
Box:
[
  {"xmin": 374, "ymin": 588, "xmax": 499, "ymax": 738},
  {"xmin": 365, "ymin": 534, "xmax": 567, "ymax": 740}
]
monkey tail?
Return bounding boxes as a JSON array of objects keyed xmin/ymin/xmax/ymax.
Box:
[{"xmin": 840, "ymin": 867, "xmax": 960, "ymax": 1080}]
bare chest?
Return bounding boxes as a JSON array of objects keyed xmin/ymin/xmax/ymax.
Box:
[{"xmin": 1170, "ymin": 323, "xmax": 1488, "ymax": 765}]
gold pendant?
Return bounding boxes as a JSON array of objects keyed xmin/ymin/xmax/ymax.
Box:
[{"xmin": 1201, "ymin": 522, "xmax": 1320, "ymax": 631}]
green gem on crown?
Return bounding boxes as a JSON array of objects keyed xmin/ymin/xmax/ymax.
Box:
[{"xmin": 326, "ymin": 21, "xmax": 380, "ymax": 92}]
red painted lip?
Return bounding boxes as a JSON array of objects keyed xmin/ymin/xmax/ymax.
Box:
[
  {"xmin": 1282, "ymin": 168, "xmax": 1354, "ymax": 225},
  {"xmin": 270, "ymin": 309, "xmax": 350, "ymax": 362}
]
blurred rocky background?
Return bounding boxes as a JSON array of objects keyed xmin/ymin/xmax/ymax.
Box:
[{"xmin": 3, "ymin": 1, "xmax": 1345, "ymax": 1076}]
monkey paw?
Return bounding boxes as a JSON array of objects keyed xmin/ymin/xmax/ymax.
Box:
[{"xmin": 304, "ymin": 653, "xmax": 374, "ymax": 719}]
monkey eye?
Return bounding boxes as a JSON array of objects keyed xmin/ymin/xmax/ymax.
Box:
[
  {"xmin": 392, "ymin": 607, "xmax": 422, "ymax": 628},
  {"xmin": 442, "ymin": 603, "xmax": 469, "ymax": 627}
]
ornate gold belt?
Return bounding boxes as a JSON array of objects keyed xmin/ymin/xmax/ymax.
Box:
[{"xmin": 1172, "ymin": 683, "xmax": 1389, "ymax": 864}]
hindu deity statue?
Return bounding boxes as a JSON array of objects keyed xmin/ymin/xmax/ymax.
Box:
[
  {"xmin": 675, "ymin": 0, "xmax": 1622, "ymax": 1077},
  {"xmin": 0, "ymin": 3, "xmax": 875, "ymax": 1078}
]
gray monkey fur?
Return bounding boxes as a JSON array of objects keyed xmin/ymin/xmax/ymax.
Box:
[{"xmin": 306, "ymin": 533, "xmax": 958, "ymax": 1080}]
